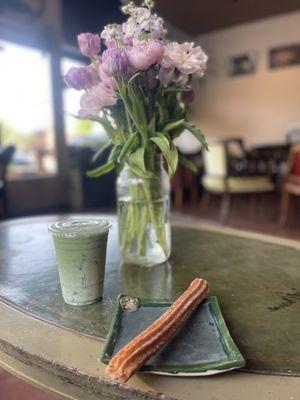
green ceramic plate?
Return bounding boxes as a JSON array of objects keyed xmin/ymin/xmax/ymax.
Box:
[{"xmin": 101, "ymin": 295, "xmax": 245, "ymax": 376}]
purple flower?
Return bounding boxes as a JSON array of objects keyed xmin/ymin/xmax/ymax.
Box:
[
  {"xmin": 122, "ymin": 6, "xmax": 166, "ymax": 41},
  {"xmin": 101, "ymin": 48, "xmax": 129, "ymax": 77},
  {"xmin": 64, "ymin": 66, "xmax": 99, "ymax": 90},
  {"xmin": 79, "ymin": 83, "xmax": 117, "ymax": 119},
  {"xmin": 101, "ymin": 24, "xmax": 125, "ymax": 49},
  {"xmin": 101, "ymin": 25, "xmax": 123, "ymax": 42},
  {"xmin": 105, "ymin": 39, "xmax": 118, "ymax": 49},
  {"xmin": 128, "ymin": 40, "xmax": 164, "ymax": 70},
  {"xmin": 77, "ymin": 33, "xmax": 100, "ymax": 57},
  {"xmin": 99, "ymin": 63, "xmax": 116, "ymax": 90}
]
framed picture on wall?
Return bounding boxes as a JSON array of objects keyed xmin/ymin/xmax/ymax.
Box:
[
  {"xmin": 269, "ymin": 44, "xmax": 300, "ymax": 69},
  {"xmin": 227, "ymin": 53, "xmax": 256, "ymax": 77}
]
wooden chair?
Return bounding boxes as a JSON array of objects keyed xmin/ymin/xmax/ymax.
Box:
[
  {"xmin": 0, "ymin": 145, "xmax": 15, "ymax": 218},
  {"xmin": 171, "ymin": 152, "xmax": 202, "ymax": 208},
  {"xmin": 202, "ymin": 139, "xmax": 275, "ymax": 224},
  {"xmin": 279, "ymin": 144, "xmax": 300, "ymax": 225},
  {"xmin": 171, "ymin": 164, "xmax": 185, "ymax": 209}
]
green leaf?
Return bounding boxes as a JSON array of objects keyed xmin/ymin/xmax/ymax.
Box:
[
  {"xmin": 148, "ymin": 114, "xmax": 156, "ymax": 135},
  {"xmin": 178, "ymin": 153, "xmax": 198, "ymax": 173},
  {"xmin": 128, "ymin": 88, "xmax": 147, "ymax": 132},
  {"xmin": 128, "ymin": 164, "xmax": 152, "ymax": 179},
  {"xmin": 168, "ymin": 143, "xmax": 178, "ymax": 176},
  {"xmin": 156, "ymin": 102, "xmax": 168, "ymax": 127},
  {"xmin": 119, "ymin": 82, "xmax": 127, "ymax": 99},
  {"xmin": 150, "ymin": 134, "xmax": 178, "ymax": 176},
  {"xmin": 162, "ymin": 119, "xmax": 185, "ymax": 134},
  {"xmin": 109, "ymin": 145, "xmax": 125, "ymax": 174},
  {"xmin": 162, "ymin": 85, "xmax": 184, "ymax": 94},
  {"xmin": 71, "ymin": 113, "xmax": 120, "ymax": 142},
  {"xmin": 150, "ymin": 135, "xmax": 170, "ymax": 154},
  {"xmin": 92, "ymin": 140, "xmax": 112, "ymax": 163},
  {"xmin": 183, "ymin": 122, "xmax": 208, "ymax": 150},
  {"xmin": 128, "ymin": 147, "xmax": 147, "ymax": 173},
  {"xmin": 90, "ymin": 116, "xmax": 117, "ymax": 139},
  {"xmin": 128, "ymin": 72, "xmax": 141, "ymax": 86},
  {"xmin": 170, "ymin": 126, "xmax": 185, "ymax": 139},
  {"xmin": 117, "ymin": 132, "xmax": 138, "ymax": 163},
  {"xmin": 108, "ymin": 145, "xmax": 121, "ymax": 163},
  {"xmin": 87, "ymin": 161, "xmax": 115, "ymax": 178},
  {"xmin": 127, "ymin": 76, "xmax": 147, "ymax": 131},
  {"xmin": 111, "ymin": 105, "xmax": 127, "ymax": 131}
]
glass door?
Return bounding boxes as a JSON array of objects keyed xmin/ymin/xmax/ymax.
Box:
[{"xmin": 0, "ymin": 39, "xmax": 57, "ymax": 177}]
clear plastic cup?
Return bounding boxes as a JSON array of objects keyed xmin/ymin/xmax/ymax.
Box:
[{"xmin": 49, "ymin": 218, "xmax": 111, "ymax": 306}]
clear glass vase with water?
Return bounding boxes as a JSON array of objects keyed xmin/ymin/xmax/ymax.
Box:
[{"xmin": 117, "ymin": 158, "xmax": 171, "ymax": 267}]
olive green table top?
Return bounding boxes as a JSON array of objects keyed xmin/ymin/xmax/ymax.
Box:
[{"xmin": 0, "ymin": 214, "xmax": 299, "ymax": 400}]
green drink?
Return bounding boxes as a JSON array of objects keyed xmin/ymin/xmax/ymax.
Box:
[{"xmin": 49, "ymin": 219, "xmax": 111, "ymax": 306}]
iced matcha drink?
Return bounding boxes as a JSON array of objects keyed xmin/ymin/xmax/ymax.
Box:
[{"xmin": 49, "ymin": 218, "xmax": 111, "ymax": 306}]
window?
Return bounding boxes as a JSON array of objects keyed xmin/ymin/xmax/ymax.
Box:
[
  {"xmin": 61, "ymin": 58, "xmax": 107, "ymax": 148},
  {"xmin": 0, "ymin": 40, "xmax": 57, "ymax": 177}
]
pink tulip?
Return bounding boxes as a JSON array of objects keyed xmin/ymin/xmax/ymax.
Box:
[
  {"xmin": 99, "ymin": 63, "xmax": 116, "ymax": 90},
  {"xmin": 79, "ymin": 83, "xmax": 117, "ymax": 119},
  {"xmin": 77, "ymin": 33, "xmax": 100, "ymax": 57},
  {"xmin": 128, "ymin": 40, "xmax": 164, "ymax": 70},
  {"xmin": 64, "ymin": 66, "xmax": 99, "ymax": 90},
  {"xmin": 101, "ymin": 48, "xmax": 129, "ymax": 77}
]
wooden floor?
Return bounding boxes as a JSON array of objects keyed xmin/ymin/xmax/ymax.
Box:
[
  {"xmin": 0, "ymin": 192, "xmax": 299, "ymax": 400},
  {"xmin": 175, "ymin": 192, "xmax": 300, "ymax": 240}
]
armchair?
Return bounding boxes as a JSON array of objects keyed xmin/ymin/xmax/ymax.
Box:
[{"xmin": 202, "ymin": 139, "xmax": 275, "ymax": 224}]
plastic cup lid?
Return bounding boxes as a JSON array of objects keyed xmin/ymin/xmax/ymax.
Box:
[{"xmin": 48, "ymin": 218, "xmax": 111, "ymax": 238}]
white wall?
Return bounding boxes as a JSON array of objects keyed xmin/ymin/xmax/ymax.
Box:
[{"xmin": 191, "ymin": 11, "xmax": 300, "ymax": 147}]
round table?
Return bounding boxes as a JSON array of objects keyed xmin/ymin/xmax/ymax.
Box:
[{"xmin": 0, "ymin": 214, "xmax": 299, "ymax": 400}]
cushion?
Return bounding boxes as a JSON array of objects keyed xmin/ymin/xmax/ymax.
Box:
[{"xmin": 202, "ymin": 175, "xmax": 275, "ymax": 194}]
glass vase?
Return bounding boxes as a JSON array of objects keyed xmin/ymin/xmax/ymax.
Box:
[{"xmin": 117, "ymin": 158, "xmax": 171, "ymax": 267}]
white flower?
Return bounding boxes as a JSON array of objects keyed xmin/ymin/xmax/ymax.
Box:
[{"xmin": 161, "ymin": 42, "xmax": 207, "ymax": 76}]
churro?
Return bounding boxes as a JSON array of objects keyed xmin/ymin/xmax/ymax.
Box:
[{"xmin": 106, "ymin": 278, "xmax": 208, "ymax": 383}]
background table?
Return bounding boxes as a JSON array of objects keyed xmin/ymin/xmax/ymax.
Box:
[{"xmin": 0, "ymin": 215, "xmax": 299, "ymax": 400}]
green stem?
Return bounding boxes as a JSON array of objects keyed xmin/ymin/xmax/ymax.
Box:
[
  {"xmin": 137, "ymin": 184, "xmax": 148, "ymax": 256},
  {"xmin": 141, "ymin": 181, "xmax": 168, "ymax": 257},
  {"xmin": 116, "ymin": 81, "xmax": 147, "ymax": 146}
]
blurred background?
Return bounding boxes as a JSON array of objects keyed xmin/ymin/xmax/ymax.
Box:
[
  {"xmin": 0, "ymin": 0, "xmax": 300, "ymax": 239},
  {"xmin": 0, "ymin": 0, "xmax": 300, "ymax": 398}
]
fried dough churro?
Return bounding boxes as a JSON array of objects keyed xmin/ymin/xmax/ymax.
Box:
[{"xmin": 106, "ymin": 278, "xmax": 209, "ymax": 383}]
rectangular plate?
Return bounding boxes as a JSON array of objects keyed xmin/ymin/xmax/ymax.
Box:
[{"xmin": 101, "ymin": 295, "xmax": 245, "ymax": 376}]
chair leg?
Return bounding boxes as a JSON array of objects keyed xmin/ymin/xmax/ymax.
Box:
[
  {"xmin": 190, "ymin": 185, "xmax": 198, "ymax": 204},
  {"xmin": 220, "ymin": 193, "xmax": 231, "ymax": 225},
  {"xmin": 174, "ymin": 187, "xmax": 184, "ymax": 209},
  {"xmin": 201, "ymin": 191, "xmax": 211, "ymax": 208},
  {"xmin": 279, "ymin": 190, "xmax": 290, "ymax": 226}
]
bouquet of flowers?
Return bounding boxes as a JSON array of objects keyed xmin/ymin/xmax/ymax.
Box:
[{"xmin": 64, "ymin": 0, "xmax": 207, "ymax": 266}]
